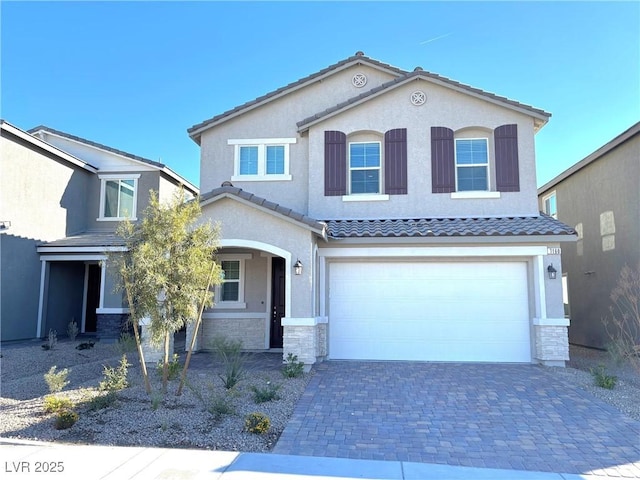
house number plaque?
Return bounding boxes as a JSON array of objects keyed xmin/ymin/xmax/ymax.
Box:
[{"xmin": 547, "ymin": 247, "xmax": 561, "ymax": 255}]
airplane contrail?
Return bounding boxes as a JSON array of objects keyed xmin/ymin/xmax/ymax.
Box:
[{"xmin": 419, "ymin": 32, "xmax": 453, "ymax": 45}]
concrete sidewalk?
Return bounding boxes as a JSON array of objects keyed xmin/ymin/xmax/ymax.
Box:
[{"xmin": 1, "ymin": 439, "xmax": 609, "ymax": 479}]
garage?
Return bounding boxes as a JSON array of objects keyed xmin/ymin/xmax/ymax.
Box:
[{"xmin": 328, "ymin": 260, "xmax": 532, "ymax": 362}]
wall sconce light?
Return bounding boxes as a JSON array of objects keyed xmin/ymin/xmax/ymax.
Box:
[
  {"xmin": 294, "ymin": 259, "xmax": 303, "ymax": 275},
  {"xmin": 547, "ymin": 264, "xmax": 557, "ymax": 280}
]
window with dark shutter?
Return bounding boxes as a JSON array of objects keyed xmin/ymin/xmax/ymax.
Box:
[
  {"xmin": 494, "ymin": 124, "xmax": 520, "ymax": 192},
  {"xmin": 324, "ymin": 131, "xmax": 347, "ymax": 196},
  {"xmin": 431, "ymin": 127, "xmax": 455, "ymax": 193},
  {"xmin": 384, "ymin": 128, "xmax": 408, "ymax": 195}
]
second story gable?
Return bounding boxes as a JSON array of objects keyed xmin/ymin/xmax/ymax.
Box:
[
  {"xmin": 28, "ymin": 126, "xmax": 198, "ymax": 234},
  {"xmin": 190, "ymin": 52, "xmax": 550, "ymax": 220}
]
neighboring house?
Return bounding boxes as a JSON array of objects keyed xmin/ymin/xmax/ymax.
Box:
[
  {"xmin": 0, "ymin": 121, "xmax": 198, "ymax": 342},
  {"xmin": 538, "ymin": 122, "xmax": 640, "ymax": 349},
  {"xmin": 187, "ymin": 52, "xmax": 576, "ymax": 366}
]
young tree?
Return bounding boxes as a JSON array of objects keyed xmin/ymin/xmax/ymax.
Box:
[{"xmin": 113, "ymin": 188, "xmax": 222, "ymax": 393}]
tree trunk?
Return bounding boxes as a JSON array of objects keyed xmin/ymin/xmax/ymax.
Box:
[
  {"xmin": 124, "ymin": 276, "xmax": 151, "ymax": 394},
  {"xmin": 162, "ymin": 331, "xmax": 170, "ymax": 393},
  {"xmin": 176, "ymin": 261, "xmax": 217, "ymax": 396}
]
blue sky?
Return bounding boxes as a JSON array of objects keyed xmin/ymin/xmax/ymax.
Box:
[{"xmin": 2, "ymin": 1, "xmax": 638, "ymax": 189}]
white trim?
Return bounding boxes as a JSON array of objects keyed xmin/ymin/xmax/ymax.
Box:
[
  {"xmin": 82, "ymin": 264, "xmax": 89, "ymax": 333},
  {"xmin": 39, "ymin": 254, "xmax": 108, "ymax": 261},
  {"xmin": 451, "ymin": 191, "xmax": 500, "ymax": 199},
  {"xmin": 454, "ymin": 137, "xmax": 490, "ymax": 192},
  {"xmin": 229, "ymin": 138, "xmax": 296, "ymax": 181},
  {"xmin": 38, "ymin": 247, "xmax": 125, "ymax": 254},
  {"xmin": 533, "ymin": 317, "xmax": 570, "ymax": 327},
  {"xmin": 99, "ymin": 262, "xmax": 107, "ymax": 309},
  {"xmin": 342, "ymin": 194, "xmax": 390, "ymax": 202},
  {"xmin": 534, "ymin": 255, "xmax": 547, "ymax": 319},
  {"xmin": 318, "ymin": 245, "xmax": 548, "ymax": 258},
  {"xmin": 96, "ymin": 308, "xmax": 131, "ymax": 314},
  {"xmin": 202, "ymin": 312, "xmax": 268, "ymax": 319},
  {"xmin": 348, "ymin": 140, "xmax": 382, "ymax": 195},
  {"xmin": 97, "ymin": 174, "xmax": 140, "ymax": 221},
  {"xmin": 281, "ymin": 317, "xmax": 326, "ymax": 326},
  {"xmin": 218, "ymin": 240, "xmax": 292, "ymax": 317},
  {"xmin": 265, "ymin": 256, "xmax": 273, "ymax": 349},
  {"xmin": 36, "ymin": 260, "xmax": 47, "ymax": 338}
]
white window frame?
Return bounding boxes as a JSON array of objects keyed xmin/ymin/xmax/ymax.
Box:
[
  {"xmin": 229, "ymin": 138, "xmax": 295, "ymax": 181},
  {"xmin": 542, "ymin": 191, "xmax": 557, "ymax": 218},
  {"xmin": 97, "ymin": 174, "xmax": 140, "ymax": 221},
  {"xmin": 454, "ymin": 138, "xmax": 490, "ymax": 192},
  {"xmin": 214, "ymin": 253, "xmax": 252, "ymax": 309},
  {"xmin": 348, "ymin": 141, "xmax": 382, "ymax": 195}
]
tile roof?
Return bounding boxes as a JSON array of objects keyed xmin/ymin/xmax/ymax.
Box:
[
  {"xmin": 298, "ymin": 69, "xmax": 550, "ymax": 132},
  {"xmin": 199, "ymin": 186, "xmax": 327, "ymax": 235},
  {"xmin": 324, "ymin": 215, "xmax": 576, "ymax": 239},
  {"xmin": 188, "ymin": 52, "xmax": 550, "ymax": 141},
  {"xmin": 38, "ymin": 232, "xmax": 125, "ymax": 249},
  {"xmin": 187, "ymin": 52, "xmax": 406, "ymax": 142}
]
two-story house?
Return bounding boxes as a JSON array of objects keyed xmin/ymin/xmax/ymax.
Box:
[
  {"xmin": 538, "ymin": 122, "xmax": 640, "ymax": 349},
  {"xmin": 0, "ymin": 121, "xmax": 198, "ymax": 342},
  {"xmin": 186, "ymin": 52, "xmax": 576, "ymax": 366}
]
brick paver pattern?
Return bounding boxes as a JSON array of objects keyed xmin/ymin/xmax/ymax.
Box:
[{"xmin": 274, "ymin": 362, "xmax": 640, "ymax": 477}]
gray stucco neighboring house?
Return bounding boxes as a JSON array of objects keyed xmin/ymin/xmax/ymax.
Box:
[
  {"xmin": 0, "ymin": 121, "xmax": 197, "ymax": 342},
  {"xmin": 187, "ymin": 52, "xmax": 576, "ymax": 366},
  {"xmin": 538, "ymin": 121, "xmax": 640, "ymax": 349}
]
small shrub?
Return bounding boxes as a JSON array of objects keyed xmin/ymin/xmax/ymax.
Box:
[
  {"xmin": 43, "ymin": 395, "xmax": 73, "ymax": 413},
  {"xmin": 42, "ymin": 329, "xmax": 58, "ymax": 350},
  {"xmin": 86, "ymin": 391, "xmax": 117, "ymax": 411},
  {"xmin": 67, "ymin": 318, "xmax": 79, "ymax": 341},
  {"xmin": 44, "ymin": 366, "xmax": 70, "ymax": 393},
  {"xmin": 245, "ymin": 412, "xmax": 270, "ymax": 434},
  {"xmin": 115, "ymin": 332, "xmax": 137, "ymax": 355},
  {"xmin": 207, "ymin": 393, "xmax": 236, "ymax": 419},
  {"xmin": 282, "ymin": 353, "xmax": 305, "ymax": 378},
  {"xmin": 151, "ymin": 392, "xmax": 164, "ymax": 411},
  {"xmin": 250, "ymin": 382, "xmax": 281, "ymax": 403},
  {"xmin": 211, "ymin": 336, "xmax": 246, "ymax": 389},
  {"xmin": 156, "ymin": 353, "xmax": 181, "ymax": 380},
  {"xmin": 590, "ymin": 364, "xmax": 618, "ymax": 389},
  {"xmin": 99, "ymin": 354, "xmax": 130, "ymax": 392},
  {"xmin": 54, "ymin": 410, "xmax": 78, "ymax": 430}
]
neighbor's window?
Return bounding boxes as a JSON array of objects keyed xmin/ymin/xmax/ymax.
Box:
[
  {"xmin": 455, "ymin": 138, "xmax": 488, "ymax": 191},
  {"xmin": 229, "ymin": 138, "xmax": 295, "ymax": 181},
  {"xmin": 98, "ymin": 175, "xmax": 139, "ymax": 221},
  {"xmin": 349, "ymin": 142, "xmax": 381, "ymax": 194},
  {"xmin": 543, "ymin": 192, "xmax": 557, "ymax": 218}
]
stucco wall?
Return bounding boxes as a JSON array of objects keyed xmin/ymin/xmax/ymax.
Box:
[
  {"xmin": 540, "ymin": 134, "xmax": 640, "ymax": 348},
  {"xmin": 0, "ymin": 131, "xmax": 92, "ymax": 341}
]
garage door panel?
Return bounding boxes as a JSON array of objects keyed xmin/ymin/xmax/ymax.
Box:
[{"xmin": 329, "ymin": 261, "xmax": 531, "ymax": 362}]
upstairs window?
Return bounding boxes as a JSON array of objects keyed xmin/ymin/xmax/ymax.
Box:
[
  {"xmin": 229, "ymin": 138, "xmax": 295, "ymax": 181},
  {"xmin": 455, "ymin": 138, "xmax": 488, "ymax": 191},
  {"xmin": 98, "ymin": 174, "xmax": 139, "ymax": 221},
  {"xmin": 349, "ymin": 142, "xmax": 381, "ymax": 194},
  {"xmin": 543, "ymin": 192, "xmax": 557, "ymax": 218}
]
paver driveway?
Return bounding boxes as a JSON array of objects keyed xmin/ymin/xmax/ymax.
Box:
[{"xmin": 274, "ymin": 362, "xmax": 640, "ymax": 476}]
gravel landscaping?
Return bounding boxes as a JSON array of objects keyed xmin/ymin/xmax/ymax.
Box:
[
  {"xmin": 0, "ymin": 338, "xmax": 311, "ymax": 452},
  {"xmin": 0, "ymin": 338, "xmax": 638, "ymax": 453}
]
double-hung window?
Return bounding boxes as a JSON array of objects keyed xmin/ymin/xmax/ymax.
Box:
[
  {"xmin": 349, "ymin": 142, "xmax": 381, "ymax": 194},
  {"xmin": 229, "ymin": 138, "xmax": 295, "ymax": 181},
  {"xmin": 455, "ymin": 138, "xmax": 489, "ymax": 191},
  {"xmin": 98, "ymin": 174, "xmax": 140, "ymax": 221},
  {"xmin": 214, "ymin": 253, "xmax": 251, "ymax": 309}
]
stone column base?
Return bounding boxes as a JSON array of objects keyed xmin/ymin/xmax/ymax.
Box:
[
  {"xmin": 533, "ymin": 318, "xmax": 570, "ymax": 367},
  {"xmin": 282, "ymin": 317, "xmax": 328, "ymax": 365}
]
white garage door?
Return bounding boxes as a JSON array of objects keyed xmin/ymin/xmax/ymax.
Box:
[{"xmin": 329, "ymin": 261, "xmax": 531, "ymax": 362}]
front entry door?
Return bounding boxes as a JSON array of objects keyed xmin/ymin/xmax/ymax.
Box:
[
  {"xmin": 85, "ymin": 264, "xmax": 101, "ymax": 333},
  {"xmin": 270, "ymin": 257, "xmax": 285, "ymax": 348}
]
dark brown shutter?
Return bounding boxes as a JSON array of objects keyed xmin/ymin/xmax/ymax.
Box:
[
  {"xmin": 324, "ymin": 131, "xmax": 347, "ymax": 196},
  {"xmin": 431, "ymin": 127, "xmax": 455, "ymax": 193},
  {"xmin": 495, "ymin": 124, "xmax": 520, "ymax": 192},
  {"xmin": 384, "ymin": 128, "xmax": 408, "ymax": 195}
]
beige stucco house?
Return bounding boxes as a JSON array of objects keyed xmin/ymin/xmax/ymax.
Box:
[{"xmin": 187, "ymin": 52, "xmax": 576, "ymax": 366}]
